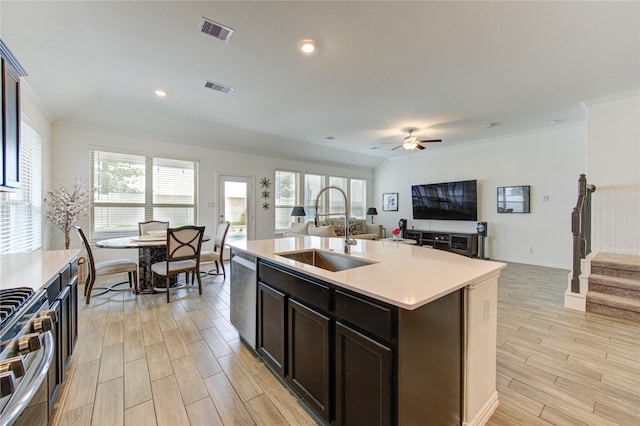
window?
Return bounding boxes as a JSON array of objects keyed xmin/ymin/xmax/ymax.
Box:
[
  {"xmin": 0, "ymin": 120, "xmax": 42, "ymax": 253},
  {"xmin": 304, "ymin": 174, "xmax": 325, "ymax": 222},
  {"xmin": 350, "ymin": 178, "xmax": 367, "ymax": 219},
  {"xmin": 275, "ymin": 171, "xmax": 368, "ymax": 229},
  {"xmin": 90, "ymin": 150, "xmax": 197, "ymax": 240},
  {"xmin": 274, "ymin": 171, "xmax": 299, "ymax": 230},
  {"xmin": 328, "ymin": 176, "xmax": 348, "ymax": 215}
]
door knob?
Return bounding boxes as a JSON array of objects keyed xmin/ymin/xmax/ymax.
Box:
[
  {"xmin": 0, "ymin": 356, "xmax": 25, "ymax": 378},
  {"xmin": 17, "ymin": 333, "xmax": 41, "ymax": 355},
  {"xmin": 0, "ymin": 371, "xmax": 15, "ymax": 398}
]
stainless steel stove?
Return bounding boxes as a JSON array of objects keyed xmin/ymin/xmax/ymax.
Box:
[{"xmin": 0, "ymin": 287, "xmax": 55, "ymax": 425}]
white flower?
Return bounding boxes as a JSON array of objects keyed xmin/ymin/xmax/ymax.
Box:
[{"xmin": 45, "ymin": 177, "xmax": 91, "ymax": 235}]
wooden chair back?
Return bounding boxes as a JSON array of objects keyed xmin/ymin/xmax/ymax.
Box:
[
  {"xmin": 166, "ymin": 226, "xmax": 205, "ymax": 263},
  {"xmin": 73, "ymin": 226, "xmax": 96, "ymax": 286},
  {"xmin": 214, "ymin": 221, "xmax": 231, "ymax": 253}
]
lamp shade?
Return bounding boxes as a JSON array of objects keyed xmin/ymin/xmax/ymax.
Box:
[
  {"xmin": 366, "ymin": 207, "xmax": 378, "ymax": 216},
  {"xmin": 291, "ymin": 206, "xmax": 306, "ymax": 217}
]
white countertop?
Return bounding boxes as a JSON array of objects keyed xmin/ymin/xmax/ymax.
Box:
[
  {"xmin": 229, "ymin": 237, "xmax": 506, "ymax": 310},
  {"xmin": 0, "ymin": 249, "xmax": 80, "ymax": 291}
]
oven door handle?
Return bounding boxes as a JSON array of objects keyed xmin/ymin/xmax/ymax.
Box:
[{"xmin": 0, "ymin": 331, "xmax": 54, "ymax": 426}]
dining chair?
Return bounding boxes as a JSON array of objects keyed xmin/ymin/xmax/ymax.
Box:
[
  {"xmin": 199, "ymin": 221, "xmax": 230, "ymax": 279},
  {"xmin": 151, "ymin": 225, "xmax": 205, "ymax": 303},
  {"xmin": 138, "ymin": 220, "xmax": 169, "ymax": 282},
  {"xmin": 73, "ymin": 226, "xmax": 139, "ymax": 304},
  {"xmin": 139, "ymin": 220, "xmax": 169, "ymax": 236}
]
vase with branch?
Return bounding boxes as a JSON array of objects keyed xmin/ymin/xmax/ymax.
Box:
[{"xmin": 45, "ymin": 177, "xmax": 91, "ymax": 249}]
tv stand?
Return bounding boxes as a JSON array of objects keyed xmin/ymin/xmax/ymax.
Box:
[{"xmin": 404, "ymin": 229, "xmax": 478, "ymax": 257}]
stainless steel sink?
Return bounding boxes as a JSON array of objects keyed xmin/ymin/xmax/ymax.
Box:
[{"xmin": 275, "ymin": 249, "xmax": 375, "ymax": 272}]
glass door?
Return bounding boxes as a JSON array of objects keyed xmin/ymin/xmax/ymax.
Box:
[{"xmin": 218, "ymin": 174, "xmax": 254, "ymax": 243}]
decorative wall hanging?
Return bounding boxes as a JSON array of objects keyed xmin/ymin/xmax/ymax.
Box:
[
  {"xmin": 260, "ymin": 177, "xmax": 271, "ymax": 210},
  {"xmin": 383, "ymin": 192, "xmax": 398, "ymax": 211}
]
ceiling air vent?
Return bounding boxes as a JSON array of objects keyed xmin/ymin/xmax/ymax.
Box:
[
  {"xmin": 199, "ymin": 17, "xmax": 234, "ymax": 43},
  {"xmin": 204, "ymin": 81, "xmax": 234, "ymax": 94}
]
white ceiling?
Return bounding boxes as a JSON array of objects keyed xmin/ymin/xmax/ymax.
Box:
[{"xmin": 1, "ymin": 1, "xmax": 638, "ymax": 169}]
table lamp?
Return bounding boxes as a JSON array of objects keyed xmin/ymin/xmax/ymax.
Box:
[
  {"xmin": 366, "ymin": 207, "xmax": 378, "ymax": 224},
  {"xmin": 291, "ymin": 206, "xmax": 306, "ymax": 223}
]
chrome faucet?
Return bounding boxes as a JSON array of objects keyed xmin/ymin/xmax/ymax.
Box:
[{"xmin": 313, "ymin": 185, "xmax": 357, "ymax": 254}]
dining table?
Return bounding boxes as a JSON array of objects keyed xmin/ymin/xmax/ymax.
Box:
[{"xmin": 96, "ymin": 234, "xmax": 211, "ymax": 292}]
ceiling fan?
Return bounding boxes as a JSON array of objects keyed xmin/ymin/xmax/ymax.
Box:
[{"xmin": 387, "ymin": 128, "xmax": 442, "ymax": 151}]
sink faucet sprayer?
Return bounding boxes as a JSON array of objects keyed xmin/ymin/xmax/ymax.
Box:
[{"xmin": 313, "ymin": 185, "xmax": 357, "ymax": 254}]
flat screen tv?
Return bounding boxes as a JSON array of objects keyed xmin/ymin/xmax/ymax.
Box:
[{"xmin": 412, "ymin": 179, "xmax": 478, "ymax": 221}]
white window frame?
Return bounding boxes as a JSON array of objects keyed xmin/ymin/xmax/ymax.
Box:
[{"xmin": 274, "ymin": 170, "xmax": 300, "ymax": 231}]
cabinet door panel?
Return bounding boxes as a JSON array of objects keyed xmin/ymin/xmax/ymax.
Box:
[
  {"xmin": 288, "ymin": 299, "xmax": 331, "ymax": 421},
  {"xmin": 258, "ymin": 282, "xmax": 286, "ymax": 375},
  {"xmin": 68, "ymin": 276, "xmax": 78, "ymax": 354},
  {"xmin": 57, "ymin": 285, "xmax": 71, "ymax": 371},
  {"xmin": 47, "ymin": 300, "xmax": 61, "ymax": 407},
  {"xmin": 335, "ymin": 322, "xmax": 392, "ymax": 426},
  {"xmin": 2, "ymin": 62, "xmax": 20, "ymax": 188}
]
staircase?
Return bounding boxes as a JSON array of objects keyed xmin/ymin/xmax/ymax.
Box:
[{"xmin": 586, "ymin": 253, "xmax": 640, "ymax": 322}]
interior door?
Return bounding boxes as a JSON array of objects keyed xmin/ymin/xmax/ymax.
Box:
[{"xmin": 218, "ymin": 174, "xmax": 254, "ymax": 245}]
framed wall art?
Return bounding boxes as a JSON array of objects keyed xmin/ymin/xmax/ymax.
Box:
[{"xmin": 383, "ymin": 192, "xmax": 398, "ymax": 211}]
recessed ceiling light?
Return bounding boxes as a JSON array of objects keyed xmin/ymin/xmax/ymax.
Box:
[
  {"xmin": 299, "ymin": 39, "xmax": 317, "ymax": 54},
  {"xmin": 154, "ymin": 89, "xmax": 167, "ymax": 97}
]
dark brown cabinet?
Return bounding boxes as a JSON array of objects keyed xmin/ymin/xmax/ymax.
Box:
[
  {"xmin": 43, "ymin": 256, "xmax": 78, "ymax": 409},
  {"xmin": 47, "ymin": 300, "xmax": 61, "ymax": 406},
  {"xmin": 335, "ymin": 322, "xmax": 392, "ymax": 426},
  {"xmin": 258, "ymin": 282, "xmax": 286, "ymax": 375},
  {"xmin": 288, "ymin": 299, "xmax": 330, "ymax": 420},
  {"xmin": 253, "ymin": 259, "xmax": 462, "ymax": 426},
  {"xmin": 1, "ymin": 41, "xmax": 26, "ymax": 190}
]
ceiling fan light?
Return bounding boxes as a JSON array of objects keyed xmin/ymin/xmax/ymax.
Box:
[
  {"xmin": 403, "ymin": 141, "xmax": 417, "ymax": 150},
  {"xmin": 402, "ymin": 134, "xmax": 417, "ymax": 150}
]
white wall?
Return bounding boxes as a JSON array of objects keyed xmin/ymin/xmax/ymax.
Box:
[
  {"xmin": 50, "ymin": 124, "xmax": 373, "ymax": 262},
  {"xmin": 374, "ymin": 124, "xmax": 586, "ymax": 268},
  {"xmin": 585, "ymin": 91, "xmax": 640, "ymax": 255}
]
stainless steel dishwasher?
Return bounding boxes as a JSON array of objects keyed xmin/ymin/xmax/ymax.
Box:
[{"xmin": 229, "ymin": 248, "xmax": 257, "ymax": 349}]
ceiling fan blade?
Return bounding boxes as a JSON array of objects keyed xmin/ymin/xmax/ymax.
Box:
[
  {"xmin": 416, "ymin": 144, "xmax": 426, "ymax": 150},
  {"xmin": 418, "ymin": 139, "xmax": 442, "ymax": 143},
  {"xmin": 390, "ymin": 145, "xmax": 403, "ymax": 151}
]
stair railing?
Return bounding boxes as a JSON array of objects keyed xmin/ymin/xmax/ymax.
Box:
[{"xmin": 570, "ymin": 174, "xmax": 596, "ymax": 293}]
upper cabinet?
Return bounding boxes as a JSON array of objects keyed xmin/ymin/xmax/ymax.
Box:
[{"xmin": 0, "ymin": 40, "xmax": 27, "ymax": 191}]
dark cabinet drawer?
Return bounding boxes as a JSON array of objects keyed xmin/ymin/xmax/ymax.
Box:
[
  {"xmin": 259, "ymin": 262, "xmax": 331, "ymax": 312},
  {"xmin": 335, "ymin": 290, "xmax": 394, "ymax": 342},
  {"xmin": 45, "ymin": 275, "xmax": 62, "ymax": 303}
]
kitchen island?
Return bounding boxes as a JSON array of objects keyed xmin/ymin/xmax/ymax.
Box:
[{"xmin": 228, "ymin": 236, "xmax": 506, "ymax": 426}]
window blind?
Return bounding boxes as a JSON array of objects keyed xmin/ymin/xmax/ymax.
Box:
[
  {"xmin": 90, "ymin": 149, "xmax": 197, "ymax": 241},
  {"xmin": 0, "ymin": 120, "xmax": 42, "ymax": 253}
]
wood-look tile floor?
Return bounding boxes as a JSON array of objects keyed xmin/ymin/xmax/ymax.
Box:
[{"xmin": 52, "ymin": 262, "xmax": 639, "ymax": 426}]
